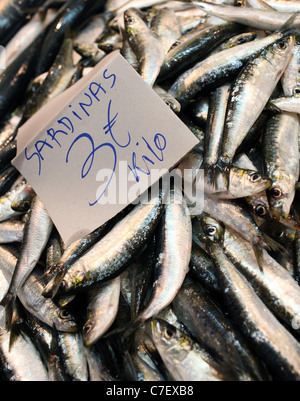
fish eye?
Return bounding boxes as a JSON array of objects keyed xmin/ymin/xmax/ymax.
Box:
[
  {"xmin": 22, "ymin": 201, "xmax": 31, "ymax": 211},
  {"xmin": 125, "ymin": 17, "xmax": 134, "ymax": 24},
  {"xmin": 164, "ymin": 327, "xmax": 176, "ymax": 339},
  {"xmin": 83, "ymin": 323, "xmax": 92, "ymax": 333},
  {"xmin": 254, "ymin": 205, "xmax": 267, "ymax": 217},
  {"xmin": 277, "ymin": 40, "xmax": 287, "ymax": 50},
  {"xmin": 271, "ymin": 187, "xmax": 282, "ymax": 198},
  {"xmin": 206, "ymin": 225, "xmax": 217, "ymax": 236},
  {"xmin": 293, "ymin": 86, "xmax": 300, "ymax": 96},
  {"xmin": 249, "ymin": 172, "xmax": 261, "ymax": 183},
  {"xmin": 59, "ymin": 309, "xmax": 70, "ymax": 319}
]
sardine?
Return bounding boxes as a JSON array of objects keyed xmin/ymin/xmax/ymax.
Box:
[{"xmin": 0, "ymin": 195, "xmax": 53, "ymax": 329}]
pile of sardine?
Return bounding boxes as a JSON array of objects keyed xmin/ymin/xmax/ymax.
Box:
[{"xmin": 0, "ymin": 0, "xmax": 300, "ymax": 382}]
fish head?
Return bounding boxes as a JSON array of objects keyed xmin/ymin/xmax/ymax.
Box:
[
  {"xmin": 151, "ymin": 319, "xmax": 192, "ymax": 362},
  {"xmin": 246, "ymin": 190, "xmax": 271, "ymax": 219},
  {"xmin": 199, "ymin": 216, "xmax": 224, "ymax": 244},
  {"xmin": 124, "ymin": 8, "xmax": 143, "ymax": 36},
  {"xmin": 82, "ymin": 320, "xmax": 97, "ymax": 346},
  {"xmin": 260, "ymin": 221, "xmax": 296, "ymax": 246},
  {"xmin": 267, "ymin": 182, "xmax": 296, "ymax": 220},
  {"xmin": 53, "ymin": 308, "xmax": 78, "ymax": 333},
  {"xmin": 229, "ymin": 168, "xmax": 272, "ymax": 198},
  {"xmin": 265, "ymin": 36, "xmax": 295, "ymax": 69}
]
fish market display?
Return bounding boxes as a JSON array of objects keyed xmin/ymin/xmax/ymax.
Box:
[{"xmin": 0, "ymin": 0, "xmax": 299, "ymax": 382}]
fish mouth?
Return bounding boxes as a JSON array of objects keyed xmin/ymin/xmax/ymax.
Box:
[{"xmin": 278, "ymin": 216, "xmax": 300, "ymax": 230}]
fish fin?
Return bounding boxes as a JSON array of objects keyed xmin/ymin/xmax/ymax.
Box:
[
  {"xmin": 262, "ymin": 232, "xmax": 287, "ymax": 254},
  {"xmin": 0, "ymin": 292, "xmax": 17, "ymax": 332},
  {"xmin": 103, "ymin": 319, "xmax": 141, "ymax": 339},
  {"xmin": 276, "ymin": 12, "xmax": 300, "ymax": 36},
  {"xmin": 266, "ymin": 101, "xmax": 282, "ymax": 113},
  {"xmin": 41, "ymin": 270, "xmax": 65, "ymax": 299},
  {"xmin": 253, "ymin": 245, "xmax": 264, "ymax": 272},
  {"xmin": 33, "ymin": 264, "xmax": 59, "ymax": 286},
  {"xmin": 8, "ymin": 307, "xmax": 23, "ymax": 351}
]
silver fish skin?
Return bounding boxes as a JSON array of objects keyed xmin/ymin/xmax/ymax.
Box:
[
  {"xmin": 0, "ymin": 220, "xmax": 24, "ymax": 243},
  {"xmin": 0, "ymin": 245, "xmax": 77, "ymax": 333},
  {"xmin": 193, "ymin": 2, "xmax": 300, "ymax": 31},
  {"xmin": 204, "ymin": 83, "xmax": 231, "ymax": 168},
  {"xmin": 159, "ymin": 23, "xmax": 241, "ymax": 81},
  {"xmin": 264, "ymin": 0, "xmax": 300, "ymax": 13},
  {"xmin": 131, "ymin": 352, "xmax": 165, "ymax": 381},
  {"xmin": 151, "ymin": 319, "xmax": 229, "ymax": 381},
  {"xmin": 0, "ymin": 178, "xmax": 27, "ymax": 222},
  {"xmin": 23, "ymin": 312, "xmax": 71, "ymax": 382},
  {"xmin": 0, "ymin": 195, "xmax": 53, "ymax": 329},
  {"xmin": 0, "ymin": 327, "xmax": 49, "ymax": 381},
  {"xmin": 217, "ymin": 36, "xmax": 294, "ymax": 171},
  {"xmin": 169, "ymin": 30, "xmax": 291, "ymax": 104},
  {"xmin": 57, "ymin": 331, "xmax": 89, "ymax": 382},
  {"xmin": 52, "ymin": 190, "xmax": 164, "ymax": 296},
  {"xmin": 83, "ymin": 276, "xmax": 121, "ymax": 346},
  {"xmin": 199, "ymin": 195, "xmax": 276, "ymax": 268},
  {"xmin": 239, "ymin": 0, "xmax": 274, "ymax": 10},
  {"xmin": 74, "ymin": 14, "xmax": 106, "ymax": 47},
  {"xmin": 282, "ymin": 38, "xmax": 300, "ymax": 97},
  {"xmin": 263, "ymin": 112, "xmax": 299, "ymax": 219},
  {"xmin": 3, "ymin": 9, "xmax": 59, "ymax": 72},
  {"xmin": 223, "ymin": 228, "xmax": 300, "ymax": 334},
  {"xmin": 200, "ymin": 216, "xmax": 300, "ymax": 381},
  {"xmin": 208, "ymin": 32, "xmax": 258, "ymax": 56},
  {"xmin": 137, "ymin": 188, "xmax": 192, "ymax": 323},
  {"xmin": 150, "ymin": 7, "xmax": 181, "ymax": 54},
  {"xmin": 21, "ymin": 37, "xmax": 76, "ymax": 123},
  {"xmin": 85, "ymin": 346, "xmax": 115, "ymax": 381},
  {"xmin": 124, "ymin": 8, "xmax": 166, "ymax": 87},
  {"xmin": 173, "ymin": 278, "xmax": 268, "ymax": 381},
  {"xmin": 270, "ymin": 96, "xmax": 300, "ymax": 114},
  {"xmin": 0, "ymin": 267, "xmax": 9, "ymax": 329}
]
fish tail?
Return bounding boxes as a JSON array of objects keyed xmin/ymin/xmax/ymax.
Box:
[
  {"xmin": 214, "ymin": 163, "xmax": 230, "ymax": 192},
  {"xmin": 0, "ymin": 291, "xmax": 17, "ymax": 331},
  {"xmin": 262, "ymin": 232, "xmax": 287, "ymax": 254}
]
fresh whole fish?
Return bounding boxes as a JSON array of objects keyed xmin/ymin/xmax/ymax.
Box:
[
  {"xmin": 136, "ymin": 187, "xmax": 192, "ymax": 323},
  {"xmin": 83, "ymin": 276, "xmax": 121, "ymax": 346},
  {"xmin": 0, "ymin": 195, "xmax": 53, "ymax": 329},
  {"xmin": 151, "ymin": 318, "xmax": 233, "ymax": 381},
  {"xmin": 158, "ymin": 23, "xmax": 241, "ymax": 80},
  {"xmin": 124, "ymin": 7, "xmax": 166, "ymax": 86},
  {"xmin": 168, "ymin": 29, "xmax": 293, "ymax": 105},
  {"xmin": 0, "ymin": 327, "xmax": 49, "ymax": 381},
  {"xmin": 263, "ymin": 112, "xmax": 299, "ymax": 219},
  {"xmin": 194, "ymin": 2, "xmax": 300, "ymax": 31},
  {"xmin": 216, "ymin": 36, "xmax": 295, "ymax": 187},
  {"xmin": 199, "ymin": 216, "xmax": 300, "ymax": 381},
  {"xmin": 46, "ymin": 190, "xmax": 164, "ymax": 297}
]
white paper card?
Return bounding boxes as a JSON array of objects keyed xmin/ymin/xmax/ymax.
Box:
[{"xmin": 12, "ymin": 51, "xmax": 199, "ymax": 246}]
